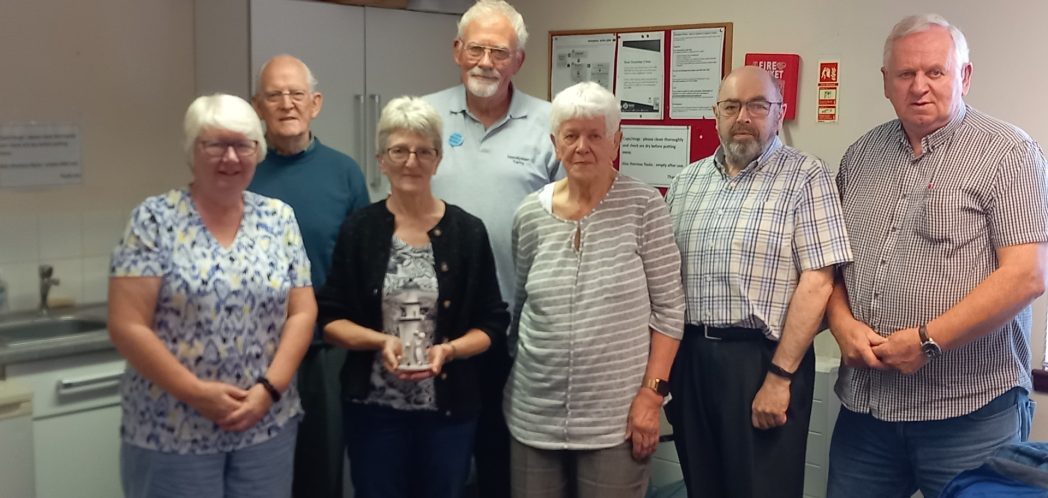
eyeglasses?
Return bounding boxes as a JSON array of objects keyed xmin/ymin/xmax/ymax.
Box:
[
  {"xmin": 262, "ymin": 89, "xmax": 310, "ymax": 104},
  {"xmin": 462, "ymin": 43, "xmax": 513, "ymax": 63},
  {"xmin": 200, "ymin": 140, "xmax": 257, "ymax": 158},
  {"xmin": 386, "ymin": 145, "xmax": 439, "ymax": 164},
  {"xmin": 715, "ymin": 99, "xmax": 782, "ymax": 118}
]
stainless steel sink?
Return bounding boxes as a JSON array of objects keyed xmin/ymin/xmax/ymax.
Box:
[{"xmin": 0, "ymin": 317, "xmax": 108, "ymax": 347}]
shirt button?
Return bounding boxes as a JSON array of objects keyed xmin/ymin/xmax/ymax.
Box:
[
  {"xmin": 890, "ymin": 226, "xmax": 898, "ymax": 232},
  {"xmin": 433, "ymin": 228, "xmax": 443, "ymax": 237},
  {"xmin": 880, "ymin": 259, "xmax": 887, "ymax": 265},
  {"xmin": 440, "ymin": 373, "xmax": 448, "ymax": 380},
  {"xmin": 445, "ymin": 410, "xmax": 452, "ymax": 417},
  {"xmin": 440, "ymin": 262, "xmax": 449, "ymax": 272},
  {"xmin": 372, "ymin": 288, "xmax": 379, "ymax": 295},
  {"xmin": 443, "ymin": 299, "xmax": 451, "ymax": 309}
]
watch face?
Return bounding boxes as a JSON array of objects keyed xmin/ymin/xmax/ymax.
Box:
[
  {"xmin": 921, "ymin": 341, "xmax": 942, "ymax": 358},
  {"xmin": 655, "ymin": 380, "xmax": 670, "ymax": 396}
]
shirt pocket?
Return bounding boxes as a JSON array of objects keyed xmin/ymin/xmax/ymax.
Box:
[{"xmin": 915, "ymin": 188, "xmax": 984, "ymax": 246}]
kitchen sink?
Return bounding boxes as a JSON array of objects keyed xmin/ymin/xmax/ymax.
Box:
[{"xmin": 0, "ymin": 317, "xmax": 107, "ymax": 347}]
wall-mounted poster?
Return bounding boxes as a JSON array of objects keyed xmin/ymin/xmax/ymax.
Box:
[
  {"xmin": 616, "ymin": 31, "xmax": 665, "ymax": 120},
  {"xmin": 550, "ymin": 34, "xmax": 616, "ymax": 97}
]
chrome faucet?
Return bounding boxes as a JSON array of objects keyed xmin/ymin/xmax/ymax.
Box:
[{"xmin": 39, "ymin": 264, "xmax": 60, "ymax": 315}]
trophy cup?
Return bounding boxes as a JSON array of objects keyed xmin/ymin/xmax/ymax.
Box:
[{"xmin": 397, "ymin": 290, "xmax": 431, "ymax": 371}]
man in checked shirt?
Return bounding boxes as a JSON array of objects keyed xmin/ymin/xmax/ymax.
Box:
[
  {"xmin": 826, "ymin": 14, "xmax": 1048, "ymax": 498},
  {"xmin": 665, "ymin": 65, "xmax": 852, "ymax": 497}
]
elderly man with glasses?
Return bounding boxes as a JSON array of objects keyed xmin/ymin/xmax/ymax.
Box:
[
  {"xmin": 664, "ymin": 65, "xmax": 852, "ymax": 498},
  {"xmin": 249, "ymin": 54, "xmax": 370, "ymax": 498},
  {"xmin": 422, "ymin": 1, "xmax": 561, "ymax": 496}
]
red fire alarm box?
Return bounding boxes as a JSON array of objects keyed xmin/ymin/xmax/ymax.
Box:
[{"xmin": 744, "ymin": 53, "xmax": 800, "ymax": 121}]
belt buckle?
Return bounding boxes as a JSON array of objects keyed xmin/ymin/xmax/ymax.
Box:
[{"xmin": 702, "ymin": 324, "xmax": 722, "ymax": 341}]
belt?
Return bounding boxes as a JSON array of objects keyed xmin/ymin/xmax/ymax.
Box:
[{"xmin": 686, "ymin": 323, "xmax": 768, "ymax": 341}]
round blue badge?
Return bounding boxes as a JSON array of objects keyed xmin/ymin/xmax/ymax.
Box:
[{"xmin": 449, "ymin": 132, "xmax": 464, "ymax": 147}]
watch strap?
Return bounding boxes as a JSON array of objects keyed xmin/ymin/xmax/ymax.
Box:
[
  {"xmin": 767, "ymin": 362, "xmax": 795, "ymax": 380},
  {"xmin": 643, "ymin": 377, "xmax": 670, "ymax": 396}
]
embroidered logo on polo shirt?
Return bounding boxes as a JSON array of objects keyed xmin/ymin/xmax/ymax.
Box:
[{"xmin": 449, "ymin": 132, "xmax": 464, "ymax": 147}]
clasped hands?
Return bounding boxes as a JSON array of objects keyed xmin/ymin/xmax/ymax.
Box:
[
  {"xmin": 380, "ymin": 335, "xmax": 451, "ymax": 381},
  {"xmin": 836, "ymin": 320, "xmax": 928, "ymax": 374}
]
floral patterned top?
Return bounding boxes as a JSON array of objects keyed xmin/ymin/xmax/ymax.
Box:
[{"xmin": 110, "ymin": 188, "xmax": 311, "ymax": 454}]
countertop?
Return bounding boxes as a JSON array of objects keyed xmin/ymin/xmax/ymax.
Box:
[{"xmin": 0, "ymin": 304, "xmax": 115, "ymax": 367}]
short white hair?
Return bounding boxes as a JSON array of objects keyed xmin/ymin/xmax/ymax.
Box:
[
  {"xmin": 884, "ymin": 14, "xmax": 970, "ymax": 67},
  {"xmin": 253, "ymin": 55, "xmax": 319, "ymax": 97},
  {"xmin": 184, "ymin": 94, "xmax": 267, "ymax": 162},
  {"xmin": 550, "ymin": 82, "xmax": 620, "ymax": 137},
  {"xmin": 458, "ymin": 0, "xmax": 528, "ymax": 51},
  {"xmin": 376, "ymin": 96, "xmax": 443, "ymax": 153}
]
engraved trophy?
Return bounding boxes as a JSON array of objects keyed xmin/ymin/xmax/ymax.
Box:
[{"xmin": 397, "ymin": 290, "xmax": 431, "ymax": 371}]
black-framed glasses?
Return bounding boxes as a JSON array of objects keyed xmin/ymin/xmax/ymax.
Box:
[
  {"xmin": 385, "ymin": 145, "xmax": 440, "ymax": 164},
  {"xmin": 262, "ymin": 89, "xmax": 310, "ymax": 104},
  {"xmin": 200, "ymin": 140, "xmax": 257, "ymax": 158},
  {"xmin": 462, "ymin": 43, "xmax": 513, "ymax": 63},
  {"xmin": 715, "ymin": 99, "xmax": 782, "ymax": 117}
]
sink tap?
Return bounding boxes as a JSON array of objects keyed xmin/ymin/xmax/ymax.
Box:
[{"xmin": 39, "ymin": 264, "xmax": 60, "ymax": 315}]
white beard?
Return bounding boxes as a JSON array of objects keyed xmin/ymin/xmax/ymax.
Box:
[{"xmin": 466, "ymin": 71, "xmax": 500, "ymax": 98}]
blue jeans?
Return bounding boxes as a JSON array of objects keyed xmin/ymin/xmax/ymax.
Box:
[
  {"xmin": 827, "ymin": 387, "xmax": 1034, "ymax": 498},
  {"xmin": 120, "ymin": 417, "xmax": 299, "ymax": 498},
  {"xmin": 344, "ymin": 402, "xmax": 478, "ymax": 498}
]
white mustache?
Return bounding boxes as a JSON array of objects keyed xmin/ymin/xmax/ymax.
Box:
[{"xmin": 470, "ymin": 68, "xmax": 499, "ymax": 79}]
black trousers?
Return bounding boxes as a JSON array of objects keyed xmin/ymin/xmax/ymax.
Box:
[
  {"xmin": 472, "ymin": 347, "xmax": 513, "ymax": 498},
  {"xmin": 667, "ymin": 327, "xmax": 816, "ymax": 498},
  {"xmin": 292, "ymin": 345, "xmax": 346, "ymax": 498}
]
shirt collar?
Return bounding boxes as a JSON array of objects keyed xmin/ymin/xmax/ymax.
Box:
[
  {"xmin": 894, "ymin": 104, "xmax": 968, "ymax": 155},
  {"xmin": 712, "ymin": 135, "xmax": 783, "ymax": 176},
  {"xmin": 450, "ymin": 83, "xmax": 529, "ymax": 121},
  {"xmin": 267, "ymin": 134, "xmax": 316, "ymax": 159}
]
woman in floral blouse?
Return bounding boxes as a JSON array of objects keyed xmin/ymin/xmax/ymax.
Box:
[{"xmin": 108, "ymin": 93, "xmax": 316, "ymax": 498}]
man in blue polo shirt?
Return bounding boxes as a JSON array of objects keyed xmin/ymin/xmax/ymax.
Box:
[
  {"xmin": 423, "ymin": 1, "xmax": 560, "ymax": 496},
  {"xmin": 250, "ymin": 54, "xmax": 369, "ymax": 498}
]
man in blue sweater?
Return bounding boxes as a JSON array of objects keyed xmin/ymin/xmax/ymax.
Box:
[{"xmin": 250, "ymin": 54, "xmax": 369, "ymax": 498}]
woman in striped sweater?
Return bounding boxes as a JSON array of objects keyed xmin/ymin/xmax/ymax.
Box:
[{"xmin": 504, "ymin": 82, "xmax": 686, "ymax": 498}]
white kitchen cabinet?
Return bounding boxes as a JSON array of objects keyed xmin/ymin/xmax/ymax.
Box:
[
  {"xmin": 194, "ymin": 0, "xmax": 462, "ymax": 200},
  {"xmin": 5, "ymin": 349, "xmax": 125, "ymax": 498}
]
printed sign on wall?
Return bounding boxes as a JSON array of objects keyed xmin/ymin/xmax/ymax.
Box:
[{"xmin": 817, "ymin": 61, "xmax": 839, "ymax": 123}]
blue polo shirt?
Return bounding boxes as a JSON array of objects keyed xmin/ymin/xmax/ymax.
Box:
[
  {"xmin": 249, "ymin": 136, "xmax": 369, "ymax": 290},
  {"xmin": 424, "ymin": 85, "xmax": 561, "ymax": 305}
]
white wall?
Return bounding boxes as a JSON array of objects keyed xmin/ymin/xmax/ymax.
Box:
[
  {"xmin": 0, "ymin": 0, "xmax": 195, "ymax": 310},
  {"xmin": 511, "ymin": 0, "xmax": 1048, "ymax": 438}
]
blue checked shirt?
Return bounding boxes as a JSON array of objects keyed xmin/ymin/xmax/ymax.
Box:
[{"xmin": 666, "ymin": 137, "xmax": 852, "ymax": 340}]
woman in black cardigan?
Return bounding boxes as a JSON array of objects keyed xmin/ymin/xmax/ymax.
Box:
[{"xmin": 318, "ymin": 96, "xmax": 509, "ymax": 498}]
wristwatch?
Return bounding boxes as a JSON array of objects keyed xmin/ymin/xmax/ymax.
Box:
[
  {"xmin": 643, "ymin": 377, "xmax": 670, "ymax": 397},
  {"xmin": 918, "ymin": 323, "xmax": 942, "ymax": 359}
]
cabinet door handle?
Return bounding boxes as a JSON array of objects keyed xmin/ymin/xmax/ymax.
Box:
[
  {"xmin": 56, "ymin": 371, "xmax": 123, "ymax": 395},
  {"xmin": 368, "ymin": 94, "xmax": 383, "ymax": 189},
  {"xmin": 356, "ymin": 93, "xmax": 368, "ymax": 186}
]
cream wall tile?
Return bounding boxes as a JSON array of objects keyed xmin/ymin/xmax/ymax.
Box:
[
  {"xmin": 81, "ymin": 256, "xmax": 110, "ymax": 305},
  {"xmin": 0, "ymin": 262, "xmax": 40, "ymax": 312},
  {"xmin": 38, "ymin": 212, "xmax": 83, "ymax": 261},
  {"xmin": 0, "ymin": 214, "xmax": 39, "ymax": 264},
  {"xmin": 83, "ymin": 209, "xmax": 128, "ymax": 257}
]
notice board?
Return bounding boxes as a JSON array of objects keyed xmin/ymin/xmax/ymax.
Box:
[{"xmin": 549, "ymin": 22, "xmax": 733, "ymax": 188}]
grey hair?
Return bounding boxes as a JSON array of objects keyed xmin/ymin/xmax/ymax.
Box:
[
  {"xmin": 550, "ymin": 82, "xmax": 620, "ymax": 137},
  {"xmin": 184, "ymin": 93, "xmax": 266, "ymax": 162},
  {"xmin": 376, "ymin": 96, "xmax": 443, "ymax": 153},
  {"xmin": 253, "ymin": 55, "xmax": 319, "ymax": 96},
  {"xmin": 884, "ymin": 14, "xmax": 970, "ymax": 67},
  {"xmin": 457, "ymin": 0, "xmax": 528, "ymax": 51}
]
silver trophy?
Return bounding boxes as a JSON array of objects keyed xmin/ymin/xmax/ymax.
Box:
[{"xmin": 397, "ymin": 291, "xmax": 431, "ymax": 371}]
